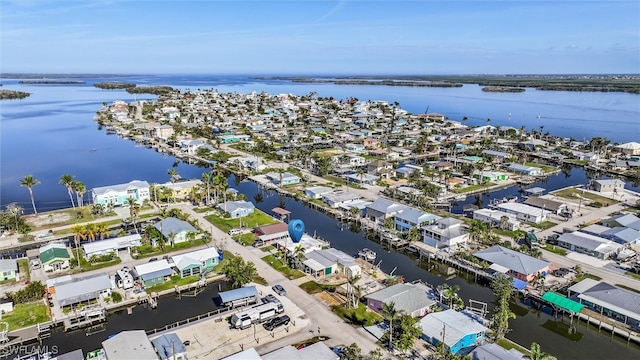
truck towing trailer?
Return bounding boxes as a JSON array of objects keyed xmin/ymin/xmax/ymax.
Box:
[{"xmin": 230, "ymin": 302, "xmax": 284, "ymax": 329}]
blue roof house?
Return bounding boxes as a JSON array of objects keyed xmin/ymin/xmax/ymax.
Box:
[
  {"xmin": 218, "ymin": 200, "xmax": 256, "ymax": 218},
  {"xmin": 265, "ymin": 172, "xmax": 301, "ymax": 186},
  {"xmin": 394, "ymin": 208, "xmax": 440, "ymax": 232},
  {"xmin": 419, "ymin": 309, "xmax": 489, "ymax": 354}
]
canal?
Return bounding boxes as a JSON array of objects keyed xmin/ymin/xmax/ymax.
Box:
[{"xmin": 38, "ymin": 170, "xmax": 640, "ymax": 359}]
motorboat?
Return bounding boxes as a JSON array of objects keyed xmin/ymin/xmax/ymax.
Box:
[{"xmin": 358, "ymin": 248, "xmax": 376, "ymax": 262}]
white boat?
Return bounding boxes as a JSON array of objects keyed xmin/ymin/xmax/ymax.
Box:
[{"xmin": 358, "ymin": 248, "xmax": 376, "ymax": 262}]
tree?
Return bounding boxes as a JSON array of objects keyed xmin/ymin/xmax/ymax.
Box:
[
  {"xmin": 71, "ymin": 224, "xmax": 87, "ymax": 265},
  {"xmin": 442, "ymin": 283, "xmax": 462, "ymax": 309},
  {"xmin": 341, "ymin": 343, "xmax": 362, "ymax": 360},
  {"xmin": 467, "ymin": 220, "xmax": 487, "ymax": 248},
  {"xmin": 84, "ymin": 222, "xmax": 98, "ymax": 242},
  {"xmin": 20, "ymin": 175, "xmax": 40, "ymax": 214},
  {"xmin": 529, "ymin": 342, "xmax": 557, "ymax": 360},
  {"xmin": 72, "ymin": 180, "xmax": 86, "ymax": 208},
  {"xmin": 168, "ymin": 168, "xmax": 179, "ymax": 182},
  {"xmin": 219, "ymin": 256, "xmax": 257, "ymax": 288},
  {"xmin": 381, "ymin": 301, "xmax": 399, "ymax": 351},
  {"xmin": 59, "ymin": 174, "xmax": 76, "ymax": 209},
  {"xmin": 407, "ymin": 226, "xmax": 422, "ymax": 242},
  {"xmin": 383, "ymin": 217, "xmax": 395, "ymax": 230},
  {"xmin": 490, "ymin": 273, "xmax": 516, "ymax": 339},
  {"xmin": 96, "ymin": 222, "xmax": 110, "ymax": 241},
  {"xmin": 394, "ymin": 313, "xmax": 422, "ymax": 354},
  {"xmin": 499, "ymin": 215, "xmax": 510, "ymax": 230}
]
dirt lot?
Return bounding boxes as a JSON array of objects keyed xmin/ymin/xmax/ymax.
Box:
[{"xmin": 24, "ymin": 212, "xmax": 73, "ymax": 228}]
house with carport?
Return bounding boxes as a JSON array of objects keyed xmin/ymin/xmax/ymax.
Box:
[
  {"xmin": 473, "ymin": 245, "xmax": 550, "ymax": 282},
  {"xmin": 82, "ymin": 234, "xmax": 141, "ymax": 260},
  {"xmin": 365, "ymin": 282, "xmax": 436, "ymax": 318},
  {"xmin": 132, "ymin": 259, "xmax": 174, "ymax": 288},
  {"xmin": 39, "ymin": 243, "xmax": 71, "ymax": 272},
  {"xmin": 253, "ymin": 222, "xmax": 290, "ymax": 246},
  {"xmin": 54, "ymin": 273, "xmax": 112, "ymax": 309},
  {"xmin": 419, "ymin": 309, "xmax": 489, "ymax": 355},
  {"xmin": 303, "ymin": 248, "xmax": 361, "ymax": 279},
  {"xmin": 153, "ymin": 217, "xmax": 198, "ymax": 246},
  {"xmin": 170, "ymin": 247, "xmax": 221, "ymax": 278}
]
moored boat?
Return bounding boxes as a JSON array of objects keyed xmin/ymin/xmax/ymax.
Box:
[{"xmin": 358, "ymin": 248, "xmax": 376, "ymax": 262}]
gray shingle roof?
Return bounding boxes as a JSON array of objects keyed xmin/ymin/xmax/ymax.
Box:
[
  {"xmin": 153, "ymin": 217, "xmax": 197, "ymax": 237},
  {"xmin": 366, "ymin": 283, "xmax": 436, "ymax": 315},
  {"xmin": 579, "ymin": 281, "xmax": 640, "ymax": 319},
  {"xmin": 473, "ymin": 245, "xmax": 549, "ymax": 276}
]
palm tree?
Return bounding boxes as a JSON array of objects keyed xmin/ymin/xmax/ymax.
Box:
[
  {"xmin": 96, "ymin": 223, "xmax": 110, "ymax": 241},
  {"xmin": 407, "ymin": 226, "xmax": 422, "ymax": 242},
  {"xmin": 20, "ymin": 175, "xmax": 41, "ymax": 214},
  {"xmin": 499, "ymin": 215, "xmax": 510, "ymax": 230},
  {"xmin": 71, "ymin": 224, "xmax": 87, "ymax": 265},
  {"xmin": 168, "ymin": 168, "xmax": 179, "ymax": 182},
  {"xmin": 72, "ymin": 180, "xmax": 86, "ymax": 208},
  {"xmin": 84, "ymin": 223, "xmax": 98, "ymax": 242},
  {"xmin": 529, "ymin": 342, "xmax": 557, "ymax": 360},
  {"xmin": 201, "ymin": 172, "xmax": 212, "ymax": 205},
  {"xmin": 381, "ymin": 301, "xmax": 399, "ymax": 351},
  {"xmin": 59, "ymin": 174, "xmax": 76, "ymax": 209},
  {"xmin": 442, "ymin": 284, "xmax": 461, "ymax": 309}
]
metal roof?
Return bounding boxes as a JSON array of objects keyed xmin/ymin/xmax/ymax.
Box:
[
  {"xmin": 474, "ymin": 245, "xmax": 549, "ymax": 276},
  {"xmin": 55, "ymin": 273, "xmax": 112, "ymax": 307},
  {"xmin": 140, "ymin": 268, "xmax": 173, "ymax": 281},
  {"xmin": 419, "ymin": 309, "xmax": 489, "ymax": 347},
  {"xmin": 542, "ymin": 291, "xmax": 584, "ymax": 314},
  {"xmin": 218, "ymin": 286, "xmax": 259, "ymax": 304},
  {"xmin": 151, "ymin": 333, "xmax": 187, "ymax": 360},
  {"xmin": 557, "ymin": 232, "xmax": 621, "ymax": 253},
  {"xmin": 133, "ymin": 259, "xmax": 173, "ymax": 276},
  {"xmin": 83, "ymin": 234, "xmax": 141, "ymax": 255},
  {"xmin": 170, "ymin": 247, "xmax": 220, "ymax": 270},
  {"xmin": 102, "ymin": 330, "xmax": 157, "ymax": 360},
  {"xmin": 471, "ymin": 343, "xmax": 525, "ymax": 360},
  {"xmin": 578, "ymin": 282, "xmax": 640, "ymax": 320},
  {"xmin": 366, "ymin": 283, "xmax": 436, "ymax": 315},
  {"xmin": 0, "ymin": 259, "xmax": 17, "ymax": 272},
  {"xmin": 262, "ymin": 342, "xmax": 338, "ymax": 360}
]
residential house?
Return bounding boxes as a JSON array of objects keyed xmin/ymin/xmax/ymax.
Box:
[
  {"xmin": 170, "ymin": 247, "xmax": 220, "ymax": 278},
  {"xmin": 91, "ymin": 180, "xmax": 151, "ymax": 206},
  {"xmin": 601, "ymin": 214, "xmax": 640, "ymax": 231},
  {"xmin": 160, "ymin": 179, "xmax": 202, "ymax": 200},
  {"xmin": 102, "ymin": 330, "xmax": 158, "ymax": 360},
  {"xmin": 82, "ymin": 234, "xmax": 142, "ymax": 259},
  {"xmin": 265, "ymin": 172, "xmax": 301, "ymax": 186},
  {"xmin": 303, "ymin": 248, "xmax": 361, "ymax": 279},
  {"xmin": 153, "ymin": 217, "xmax": 198, "ymax": 246},
  {"xmin": 151, "ymin": 333, "xmax": 188, "ymax": 360},
  {"xmin": 273, "ymin": 233, "xmax": 327, "ymax": 256},
  {"xmin": 254, "ymin": 222, "xmax": 290, "ymax": 246},
  {"xmin": 419, "ymin": 309, "xmax": 489, "ymax": 355},
  {"xmin": 55, "ymin": 273, "xmax": 112, "ymax": 308},
  {"xmin": 473, "ymin": 245, "xmax": 550, "ymax": 282},
  {"xmin": 345, "ymin": 173, "xmax": 379, "ymax": 185},
  {"xmin": 367, "ymin": 160, "xmax": 393, "ymax": 175},
  {"xmin": 473, "ymin": 171, "xmax": 508, "ymax": 183},
  {"xmin": 365, "ymin": 198, "xmax": 408, "ymax": 225},
  {"xmin": 523, "ymin": 196, "xmax": 570, "ymax": 215},
  {"xmin": 345, "ymin": 143, "xmax": 366, "ymax": 153},
  {"xmin": 179, "ymin": 138, "xmax": 206, "ymax": 154},
  {"xmin": 39, "ymin": 243, "xmax": 71, "ymax": 272},
  {"xmin": 219, "ymin": 134, "xmax": 250, "ymax": 143},
  {"xmin": 495, "ymin": 202, "xmax": 549, "ymax": 224},
  {"xmin": 472, "ymin": 209, "xmax": 521, "ymax": 231},
  {"xmin": 470, "ymin": 343, "xmax": 525, "ymax": 360},
  {"xmin": 337, "ymin": 199, "xmax": 373, "ymax": 217},
  {"xmin": 322, "ymin": 191, "xmax": 361, "ymax": 208},
  {"xmin": 366, "ymin": 282, "xmax": 436, "ymax": 318},
  {"xmin": 482, "ymin": 149, "xmax": 511, "ymax": 163},
  {"xmin": 422, "ymin": 217, "xmax": 468, "ymax": 250},
  {"xmin": 155, "ymin": 125, "xmax": 174, "ymax": 139},
  {"xmin": 614, "ymin": 142, "xmax": 640, "ymax": 155},
  {"xmin": 0, "ymin": 259, "xmax": 18, "ymax": 281},
  {"xmin": 599, "ymin": 227, "xmax": 640, "ymax": 245},
  {"xmin": 261, "ymin": 342, "xmax": 338, "ymax": 360},
  {"xmin": 217, "ymin": 200, "xmax": 256, "ymax": 218},
  {"xmin": 304, "ymin": 186, "xmax": 333, "ymax": 199},
  {"xmin": 556, "ymin": 232, "xmax": 621, "ymax": 260},
  {"xmin": 394, "ymin": 208, "xmax": 440, "ymax": 233},
  {"xmin": 132, "ymin": 260, "xmax": 174, "ymax": 287},
  {"xmin": 567, "ymin": 279, "xmax": 640, "ymax": 330},
  {"xmin": 507, "ymin": 163, "xmax": 543, "ymax": 176},
  {"xmin": 590, "ymin": 179, "xmax": 625, "ymax": 193}
]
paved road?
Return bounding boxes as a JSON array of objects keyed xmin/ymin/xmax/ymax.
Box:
[{"xmin": 174, "ymin": 203, "xmax": 383, "ymax": 355}]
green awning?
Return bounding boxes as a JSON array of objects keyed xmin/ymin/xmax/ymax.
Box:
[{"xmin": 542, "ymin": 291, "xmax": 584, "ymax": 314}]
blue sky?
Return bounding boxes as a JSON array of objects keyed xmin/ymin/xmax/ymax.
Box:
[{"xmin": 1, "ymin": 0, "xmax": 638, "ymax": 74}]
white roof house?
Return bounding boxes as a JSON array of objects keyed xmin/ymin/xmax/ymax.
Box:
[
  {"xmin": 304, "ymin": 186, "xmax": 333, "ymax": 199},
  {"xmin": 556, "ymin": 232, "xmax": 622, "ymax": 260},
  {"xmin": 496, "ymin": 202, "xmax": 549, "ymax": 224},
  {"xmin": 321, "ymin": 191, "xmax": 361, "ymax": 208},
  {"xmin": 91, "ymin": 180, "xmax": 150, "ymax": 206},
  {"xmin": 473, "ymin": 245, "xmax": 550, "ymax": 282},
  {"xmin": 102, "ymin": 330, "xmax": 158, "ymax": 360},
  {"xmin": 419, "ymin": 309, "xmax": 489, "ymax": 354},
  {"xmin": 262, "ymin": 341, "xmax": 338, "ymax": 360},
  {"xmin": 82, "ymin": 234, "xmax": 141, "ymax": 259},
  {"xmin": 55, "ymin": 273, "xmax": 112, "ymax": 308},
  {"xmin": 274, "ymin": 233, "xmax": 327, "ymax": 255},
  {"xmin": 473, "ymin": 209, "xmax": 521, "ymax": 231}
]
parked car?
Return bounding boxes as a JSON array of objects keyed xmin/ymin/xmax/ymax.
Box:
[
  {"xmin": 228, "ymin": 228, "xmax": 242, "ymax": 236},
  {"xmin": 263, "ymin": 315, "xmax": 290, "ymax": 331},
  {"xmin": 272, "ymin": 284, "xmax": 286, "ymax": 296},
  {"xmin": 148, "ymin": 257, "xmax": 158, "ymax": 262},
  {"xmin": 263, "ymin": 294, "xmax": 279, "ymax": 304}
]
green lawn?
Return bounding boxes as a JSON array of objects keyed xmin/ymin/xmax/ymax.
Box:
[
  {"xmin": 543, "ymin": 244, "xmax": 567, "ymax": 255},
  {"xmin": 17, "ymin": 258, "xmax": 30, "ymax": 281},
  {"xmin": 574, "ymin": 273, "xmax": 602, "ymax": 282},
  {"xmin": 3, "ymin": 303, "xmax": 50, "ymax": 331},
  {"xmin": 205, "ymin": 209, "xmax": 277, "ymax": 233},
  {"xmin": 529, "ymin": 221, "xmax": 557, "ymax": 230},
  {"xmin": 262, "ymin": 254, "xmax": 306, "ymax": 279},
  {"xmin": 525, "ymin": 162, "xmax": 559, "ymax": 173},
  {"xmin": 299, "ymin": 280, "xmax": 338, "ymax": 294},
  {"xmin": 452, "ymin": 182, "xmax": 497, "ymax": 194},
  {"xmin": 331, "ymin": 303, "xmax": 381, "ymax": 326},
  {"xmin": 134, "ymin": 239, "xmax": 211, "ymax": 260},
  {"xmin": 146, "ymin": 275, "xmax": 200, "ymax": 292},
  {"xmin": 552, "ymin": 188, "xmax": 619, "ymax": 207},
  {"xmin": 625, "ymin": 271, "xmax": 640, "ymax": 281},
  {"xmin": 617, "ymin": 283, "xmax": 640, "ymax": 294},
  {"xmin": 496, "ymin": 338, "xmax": 531, "ymax": 356},
  {"xmin": 235, "ymin": 233, "xmax": 258, "ymax": 246}
]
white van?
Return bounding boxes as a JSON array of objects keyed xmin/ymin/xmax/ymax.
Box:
[{"xmin": 228, "ymin": 228, "xmax": 242, "ymax": 236}]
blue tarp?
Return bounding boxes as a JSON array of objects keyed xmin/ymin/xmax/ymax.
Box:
[
  {"xmin": 218, "ymin": 286, "xmax": 259, "ymax": 305},
  {"xmin": 512, "ymin": 278, "xmax": 529, "ymax": 290}
]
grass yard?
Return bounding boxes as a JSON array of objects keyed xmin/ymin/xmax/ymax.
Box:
[
  {"xmin": 543, "ymin": 244, "xmax": 567, "ymax": 255},
  {"xmin": 205, "ymin": 209, "xmax": 277, "ymax": 233},
  {"xmin": 3, "ymin": 303, "xmax": 50, "ymax": 331},
  {"xmin": 331, "ymin": 303, "xmax": 381, "ymax": 326},
  {"xmin": 574, "ymin": 273, "xmax": 602, "ymax": 282},
  {"xmin": 496, "ymin": 338, "xmax": 532, "ymax": 356},
  {"xmin": 452, "ymin": 182, "xmax": 497, "ymax": 194},
  {"xmin": 234, "ymin": 233, "xmax": 258, "ymax": 246},
  {"xmin": 262, "ymin": 254, "xmax": 306, "ymax": 279},
  {"xmin": 529, "ymin": 221, "xmax": 557, "ymax": 230},
  {"xmin": 617, "ymin": 283, "xmax": 640, "ymax": 294},
  {"xmin": 625, "ymin": 271, "xmax": 640, "ymax": 281},
  {"xmin": 553, "ymin": 188, "xmax": 619, "ymax": 207},
  {"xmin": 17, "ymin": 258, "xmax": 30, "ymax": 281},
  {"xmin": 299, "ymin": 280, "xmax": 338, "ymax": 294},
  {"xmin": 146, "ymin": 275, "xmax": 200, "ymax": 292},
  {"xmin": 525, "ymin": 162, "xmax": 559, "ymax": 173}
]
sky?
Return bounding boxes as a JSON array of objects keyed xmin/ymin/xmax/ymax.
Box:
[{"xmin": 1, "ymin": 0, "xmax": 639, "ymax": 75}]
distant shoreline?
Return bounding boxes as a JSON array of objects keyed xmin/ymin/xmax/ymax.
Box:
[{"xmin": 19, "ymin": 80, "xmax": 85, "ymax": 85}]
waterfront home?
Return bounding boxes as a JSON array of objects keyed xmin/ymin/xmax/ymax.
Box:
[
  {"xmin": 39, "ymin": 243, "xmax": 71, "ymax": 272},
  {"xmin": 265, "ymin": 172, "xmax": 301, "ymax": 186},
  {"xmin": 472, "ymin": 209, "xmax": 521, "ymax": 231},
  {"xmin": 218, "ymin": 286, "xmax": 260, "ymax": 308},
  {"xmin": 228, "ymin": 156, "xmax": 267, "ymax": 171},
  {"xmin": 482, "ymin": 149, "xmax": 511, "ymax": 162},
  {"xmin": 304, "ymin": 186, "xmax": 333, "ymax": 199},
  {"xmin": 170, "ymin": 247, "xmax": 220, "ymax": 278},
  {"xmin": 321, "ymin": 191, "xmax": 361, "ymax": 208},
  {"xmin": 614, "ymin": 141, "xmax": 640, "ymax": 155},
  {"xmin": 419, "ymin": 309, "xmax": 488, "ymax": 355},
  {"xmin": 421, "ymin": 217, "xmax": 468, "ymax": 250},
  {"xmin": 160, "ymin": 179, "xmax": 202, "ymax": 199},
  {"xmin": 470, "ymin": 343, "xmax": 525, "ymax": 360},
  {"xmin": 589, "ymin": 179, "xmax": 625, "ymax": 193},
  {"xmin": 337, "ymin": 199, "xmax": 372, "ymax": 217},
  {"xmin": 132, "ymin": 259, "xmax": 174, "ymax": 287},
  {"xmin": 365, "ymin": 198, "xmax": 408, "ymax": 225},
  {"xmin": 495, "ymin": 202, "xmax": 549, "ymax": 224},
  {"xmin": 0, "ymin": 259, "xmax": 18, "ymax": 281},
  {"xmin": 54, "ymin": 273, "xmax": 112, "ymax": 309},
  {"xmin": 365, "ymin": 282, "xmax": 436, "ymax": 318},
  {"xmin": 217, "ymin": 200, "xmax": 255, "ymax": 218},
  {"xmin": 345, "ymin": 143, "xmax": 366, "ymax": 153},
  {"xmin": 102, "ymin": 330, "xmax": 158, "ymax": 360},
  {"xmin": 473, "ymin": 245, "xmax": 550, "ymax": 282},
  {"xmin": 473, "ymin": 170, "xmax": 509, "ymax": 183},
  {"xmin": 91, "ymin": 180, "xmax": 151, "ymax": 206},
  {"xmin": 507, "ymin": 163, "xmax": 543, "ymax": 176},
  {"xmin": 345, "ymin": 172, "xmax": 379, "ymax": 185},
  {"xmin": 601, "ymin": 214, "xmax": 640, "ymax": 231},
  {"xmin": 82, "ymin": 234, "xmax": 141, "ymax": 259},
  {"xmin": 273, "ymin": 233, "xmax": 327, "ymax": 255},
  {"xmin": 179, "ymin": 138, "xmax": 206, "ymax": 154},
  {"xmin": 219, "ymin": 133, "xmax": 250, "ymax": 143},
  {"xmin": 523, "ymin": 196, "xmax": 570, "ymax": 215},
  {"xmin": 571, "ymin": 150, "xmax": 600, "ymax": 162},
  {"xmin": 303, "ymin": 248, "xmax": 361, "ymax": 279},
  {"xmin": 154, "ymin": 124, "xmax": 174, "ymax": 139},
  {"xmin": 260, "ymin": 342, "xmax": 339, "ymax": 360},
  {"xmin": 254, "ymin": 222, "xmax": 289, "ymax": 246},
  {"xmin": 151, "ymin": 333, "xmax": 188, "ymax": 360},
  {"xmin": 556, "ymin": 232, "xmax": 621, "ymax": 260},
  {"xmin": 568, "ymin": 279, "xmax": 640, "ymax": 331},
  {"xmin": 153, "ymin": 217, "xmax": 198, "ymax": 246},
  {"xmin": 115, "ymin": 268, "xmax": 134, "ymax": 290},
  {"xmin": 394, "ymin": 208, "xmax": 440, "ymax": 232}
]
